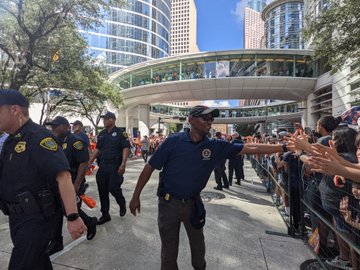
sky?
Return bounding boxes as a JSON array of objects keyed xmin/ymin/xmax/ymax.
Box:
[{"xmin": 194, "ymin": 0, "xmax": 248, "ymax": 52}]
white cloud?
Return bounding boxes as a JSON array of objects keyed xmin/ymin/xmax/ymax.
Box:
[
  {"xmin": 231, "ymin": 0, "xmax": 247, "ymax": 25},
  {"xmin": 201, "ymin": 100, "xmax": 231, "ymax": 108}
]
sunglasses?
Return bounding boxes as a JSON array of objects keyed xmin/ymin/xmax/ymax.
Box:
[{"xmin": 193, "ymin": 114, "xmax": 214, "ymax": 122}]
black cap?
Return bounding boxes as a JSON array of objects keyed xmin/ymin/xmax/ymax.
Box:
[
  {"xmin": 71, "ymin": 120, "xmax": 83, "ymax": 127},
  {"xmin": 45, "ymin": 116, "xmax": 70, "ymax": 126},
  {"xmin": 0, "ymin": 89, "xmax": 29, "ymax": 108},
  {"xmin": 189, "ymin": 105, "xmax": 219, "ymax": 117},
  {"xmin": 100, "ymin": 111, "xmax": 116, "ymax": 119}
]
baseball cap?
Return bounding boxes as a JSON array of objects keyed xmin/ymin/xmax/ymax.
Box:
[
  {"xmin": 0, "ymin": 89, "xmax": 29, "ymax": 108},
  {"xmin": 45, "ymin": 116, "xmax": 70, "ymax": 126},
  {"xmin": 100, "ymin": 111, "xmax": 116, "ymax": 119},
  {"xmin": 71, "ymin": 120, "xmax": 83, "ymax": 127},
  {"xmin": 189, "ymin": 105, "xmax": 220, "ymax": 117}
]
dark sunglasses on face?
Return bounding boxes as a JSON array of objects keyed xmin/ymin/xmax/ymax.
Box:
[{"xmin": 193, "ymin": 114, "xmax": 214, "ymax": 122}]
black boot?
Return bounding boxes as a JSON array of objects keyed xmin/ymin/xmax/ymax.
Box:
[
  {"xmin": 47, "ymin": 237, "xmax": 64, "ymax": 256},
  {"xmin": 97, "ymin": 213, "xmax": 111, "ymax": 225}
]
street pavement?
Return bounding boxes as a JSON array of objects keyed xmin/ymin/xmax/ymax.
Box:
[{"xmin": 0, "ymin": 159, "xmax": 315, "ymax": 270}]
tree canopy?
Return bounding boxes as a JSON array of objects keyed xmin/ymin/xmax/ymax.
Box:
[
  {"xmin": 304, "ymin": 0, "xmax": 360, "ymax": 73},
  {"xmin": 0, "ymin": 0, "xmax": 125, "ymax": 90}
]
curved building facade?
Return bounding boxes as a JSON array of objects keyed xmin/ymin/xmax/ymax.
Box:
[
  {"xmin": 262, "ymin": 0, "xmax": 304, "ymax": 49},
  {"xmin": 80, "ymin": 0, "xmax": 171, "ymax": 73}
]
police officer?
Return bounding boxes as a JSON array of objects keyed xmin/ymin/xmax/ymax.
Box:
[
  {"xmin": 89, "ymin": 111, "xmax": 130, "ymax": 224},
  {"xmin": 0, "ymin": 89, "xmax": 86, "ymax": 270},
  {"xmin": 228, "ymin": 132, "xmax": 245, "ymax": 185},
  {"xmin": 213, "ymin": 131, "xmax": 229, "ymax": 190},
  {"xmin": 129, "ymin": 105, "xmax": 290, "ymax": 270},
  {"xmin": 71, "ymin": 120, "xmax": 90, "ymax": 149},
  {"xmin": 46, "ymin": 116, "xmax": 97, "ymax": 255}
]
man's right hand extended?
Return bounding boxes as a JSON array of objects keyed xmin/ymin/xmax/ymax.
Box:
[{"xmin": 129, "ymin": 197, "xmax": 140, "ymax": 216}]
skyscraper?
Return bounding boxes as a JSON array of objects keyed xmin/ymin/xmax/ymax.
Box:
[
  {"xmin": 170, "ymin": 0, "xmax": 199, "ymax": 56},
  {"xmin": 80, "ymin": 1, "xmax": 171, "ymax": 73},
  {"xmin": 242, "ymin": 1, "xmax": 267, "ymax": 106},
  {"xmin": 262, "ymin": 0, "xmax": 304, "ymax": 49}
]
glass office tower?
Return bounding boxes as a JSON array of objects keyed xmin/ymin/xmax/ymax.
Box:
[
  {"xmin": 262, "ymin": 0, "xmax": 304, "ymax": 49},
  {"xmin": 81, "ymin": 0, "xmax": 171, "ymax": 73},
  {"xmin": 247, "ymin": 0, "xmax": 267, "ymax": 13}
]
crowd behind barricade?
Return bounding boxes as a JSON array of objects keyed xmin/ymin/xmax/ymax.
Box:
[{"xmin": 247, "ymin": 107, "xmax": 360, "ymax": 270}]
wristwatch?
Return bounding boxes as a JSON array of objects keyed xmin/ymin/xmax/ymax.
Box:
[
  {"xmin": 282, "ymin": 143, "xmax": 288, "ymax": 153},
  {"xmin": 67, "ymin": 213, "xmax": 79, "ymax": 222}
]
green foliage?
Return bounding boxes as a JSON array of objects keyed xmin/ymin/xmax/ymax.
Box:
[
  {"xmin": 303, "ymin": 0, "xmax": 360, "ymax": 73},
  {"xmin": 233, "ymin": 123, "xmax": 256, "ymax": 137},
  {"xmin": 0, "ymin": 0, "xmax": 125, "ymax": 90}
]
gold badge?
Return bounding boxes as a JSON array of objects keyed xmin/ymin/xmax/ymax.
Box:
[
  {"xmin": 73, "ymin": 141, "xmax": 83, "ymax": 150},
  {"xmin": 62, "ymin": 143, "xmax": 67, "ymax": 150},
  {"xmin": 40, "ymin": 137, "xmax": 58, "ymax": 151},
  {"xmin": 122, "ymin": 131, "xmax": 128, "ymax": 138},
  {"xmin": 14, "ymin": 141, "xmax": 26, "ymax": 153},
  {"xmin": 202, "ymin": 148, "xmax": 211, "ymax": 160},
  {"xmin": 15, "ymin": 133, "xmax": 21, "ymax": 138}
]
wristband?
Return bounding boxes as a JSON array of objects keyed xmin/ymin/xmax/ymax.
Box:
[
  {"xmin": 282, "ymin": 143, "xmax": 288, "ymax": 153},
  {"xmin": 67, "ymin": 213, "xmax": 79, "ymax": 222}
]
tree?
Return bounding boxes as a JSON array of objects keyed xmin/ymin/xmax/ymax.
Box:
[
  {"xmin": 0, "ymin": 0, "xmax": 125, "ymax": 90},
  {"xmin": 233, "ymin": 123, "xmax": 256, "ymax": 137},
  {"xmin": 303, "ymin": 0, "xmax": 360, "ymax": 73}
]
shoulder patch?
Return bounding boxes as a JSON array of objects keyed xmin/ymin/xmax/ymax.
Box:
[
  {"xmin": 40, "ymin": 137, "xmax": 58, "ymax": 151},
  {"xmin": 122, "ymin": 131, "xmax": 128, "ymax": 138},
  {"xmin": 73, "ymin": 140, "xmax": 84, "ymax": 150}
]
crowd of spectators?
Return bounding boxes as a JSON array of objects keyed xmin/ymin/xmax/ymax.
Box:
[{"xmin": 247, "ymin": 107, "xmax": 360, "ymax": 270}]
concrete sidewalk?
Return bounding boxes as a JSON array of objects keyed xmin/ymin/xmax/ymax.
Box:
[{"xmin": 0, "ymin": 159, "xmax": 315, "ymax": 270}]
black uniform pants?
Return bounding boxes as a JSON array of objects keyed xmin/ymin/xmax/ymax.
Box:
[
  {"xmin": 158, "ymin": 198, "xmax": 206, "ymax": 270},
  {"xmin": 52, "ymin": 182, "xmax": 93, "ymax": 241},
  {"xmin": 214, "ymin": 160, "xmax": 229, "ymax": 188},
  {"xmin": 141, "ymin": 150, "xmax": 149, "ymax": 162},
  {"xmin": 228, "ymin": 157, "xmax": 244, "ymax": 183},
  {"xmin": 96, "ymin": 163, "xmax": 125, "ymax": 214},
  {"xmin": 9, "ymin": 213, "xmax": 55, "ymax": 270}
]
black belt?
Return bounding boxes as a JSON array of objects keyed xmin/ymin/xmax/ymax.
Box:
[
  {"xmin": 100, "ymin": 158, "xmax": 121, "ymax": 164},
  {"xmin": 161, "ymin": 193, "xmax": 195, "ymax": 203}
]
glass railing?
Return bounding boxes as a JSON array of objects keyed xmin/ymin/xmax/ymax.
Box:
[
  {"xmin": 149, "ymin": 102, "xmax": 300, "ymax": 119},
  {"xmin": 112, "ymin": 51, "xmax": 316, "ymax": 90}
]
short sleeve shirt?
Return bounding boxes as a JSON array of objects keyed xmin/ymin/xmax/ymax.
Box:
[
  {"xmin": 148, "ymin": 131, "xmax": 244, "ymax": 198},
  {"xmin": 60, "ymin": 132, "xmax": 89, "ymax": 180},
  {"xmin": 96, "ymin": 127, "xmax": 131, "ymax": 164},
  {"xmin": 0, "ymin": 119, "xmax": 70, "ymax": 203}
]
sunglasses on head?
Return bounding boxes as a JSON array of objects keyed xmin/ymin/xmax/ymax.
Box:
[{"xmin": 193, "ymin": 114, "xmax": 214, "ymax": 122}]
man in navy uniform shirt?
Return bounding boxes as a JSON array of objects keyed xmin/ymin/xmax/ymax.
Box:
[
  {"xmin": 46, "ymin": 116, "xmax": 97, "ymax": 255},
  {"xmin": 129, "ymin": 105, "xmax": 290, "ymax": 270},
  {"xmin": 0, "ymin": 90, "xmax": 86, "ymax": 270},
  {"xmin": 89, "ymin": 111, "xmax": 131, "ymax": 224}
]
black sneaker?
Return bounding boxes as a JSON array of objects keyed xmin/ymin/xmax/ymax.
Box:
[
  {"xmin": 87, "ymin": 217, "xmax": 97, "ymax": 240},
  {"xmin": 47, "ymin": 240, "xmax": 64, "ymax": 256},
  {"xmin": 120, "ymin": 206, "xmax": 126, "ymax": 217},
  {"xmin": 213, "ymin": 186, "xmax": 223, "ymax": 191},
  {"xmin": 235, "ymin": 181, "xmax": 241, "ymax": 185},
  {"xmin": 97, "ymin": 214, "xmax": 111, "ymax": 225}
]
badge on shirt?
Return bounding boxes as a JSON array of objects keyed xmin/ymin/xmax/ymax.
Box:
[
  {"xmin": 14, "ymin": 141, "xmax": 26, "ymax": 153},
  {"xmin": 73, "ymin": 140, "xmax": 84, "ymax": 150},
  {"xmin": 62, "ymin": 143, "xmax": 67, "ymax": 150},
  {"xmin": 112, "ymin": 132, "xmax": 117, "ymax": 137},
  {"xmin": 15, "ymin": 133, "xmax": 21, "ymax": 138},
  {"xmin": 122, "ymin": 131, "xmax": 128, "ymax": 138},
  {"xmin": 40, "ymin": 137, "xmax": 58, "ymax": 151},
  {"xmin": 202, "ymin": 148, "xmax": 211, "ymax": 160}
]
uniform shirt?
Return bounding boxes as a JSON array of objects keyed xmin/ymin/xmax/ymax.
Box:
[
  {"xmin": 60, "ymin": 131, "xmax": 89, "ymax": 181},
  {"xmin": 141, "ymin": 139, "xmax": 150, "ymax": 151},
  {"xmin": 96, "ymin": 126, "xmax": 131, "ymax": 165},
  {"xmin": 148, "ymin": 131, "xmax": 244, "ymax": 198},
  {"xmin": 0, "ymin": 119, "xmax": 70, "ymax": 203},
  {"xmin": 76, "ymin": 131, "xmax": 90, "ymax": 149}
]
